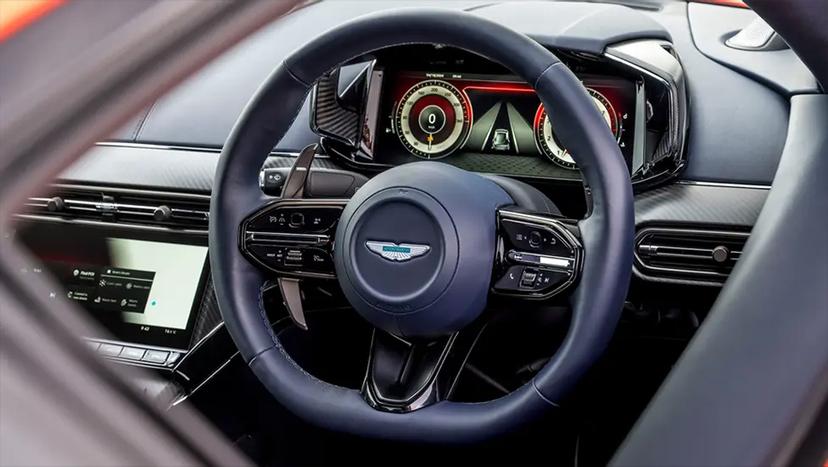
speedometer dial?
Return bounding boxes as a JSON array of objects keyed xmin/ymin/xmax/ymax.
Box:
[
  {"xmin": 394, "ymin": 80, "xmax": 470, "ymax": 159},
  {"xmin": 534, "ymin": 89, "xmax": 619, "ymax": 169}
]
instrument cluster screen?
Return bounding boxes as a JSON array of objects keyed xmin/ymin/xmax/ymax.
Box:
[{"xmin": 381, "ymin": 71, "xmax": 635, "ymax": 170}]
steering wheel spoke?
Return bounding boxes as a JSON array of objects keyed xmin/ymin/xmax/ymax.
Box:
[
  {"xmin": 362, "ymin": 324, "xmax": 484, "ymax": 412},
  {"xmin": 491, "ymin": 208, "xmax": 583, "ymax": 299},
  {"xmin": 240, "ymin": 198, "xmax": 346, "ymax": 278}
]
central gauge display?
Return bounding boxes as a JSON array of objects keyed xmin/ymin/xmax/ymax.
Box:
[
  {"xmin": 534, "ymin": 89, "xmax": 620, "ymax": 169},
  {"xmin": 394, "ymin": 80, "xmax": 470, "ymax": 159},
  {"xmin": 377, "ymin": 71, "xmax": 635, "ymax": 172}
]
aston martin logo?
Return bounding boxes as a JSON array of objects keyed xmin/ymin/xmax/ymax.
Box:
[{"xmin": 365, "ymin": 241, "xmax": 430, "ymax": 262}]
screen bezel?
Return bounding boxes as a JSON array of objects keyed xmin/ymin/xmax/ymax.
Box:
[{"xmin": 14, "ymin": 218, "xmax": 210, "ymax": 350}]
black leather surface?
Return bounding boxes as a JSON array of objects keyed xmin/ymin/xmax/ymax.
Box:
[
  {"xmin": 210, "ymin": 8, "xmax": 633, "ymax": 442},
  {"xmin": 613, "ymin": 95, "xmax": 828, "ymax": 467}
]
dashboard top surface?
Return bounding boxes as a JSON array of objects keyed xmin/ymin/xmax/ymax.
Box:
[{"xmin": 98, "ymin": 0, "xmax": 803, "ymax": 187}]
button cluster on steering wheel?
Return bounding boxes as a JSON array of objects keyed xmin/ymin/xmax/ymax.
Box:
[
  {"xmin": 241, "ymin": 200, "xmax": 346, "ymax": 278},
  {"xmin": 492, "ymin": 210, "xmax": 583, "ymax": 299}
]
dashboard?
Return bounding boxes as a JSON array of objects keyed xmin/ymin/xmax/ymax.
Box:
[
  {"xmin": 314, "ymin": 45, "xmax": 685, "ymax": 188},
  {"xmin": 9, "ymin": 0, "xmax": 802, "ymax": 404}
]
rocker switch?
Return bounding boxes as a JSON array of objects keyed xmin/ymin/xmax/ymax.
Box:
[{"xmin": 520, "ymin": 269, "xmax": 538, "ymax": 288}]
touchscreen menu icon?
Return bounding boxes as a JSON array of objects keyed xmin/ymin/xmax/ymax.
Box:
[
  {"xmin": 95, "ymin": 267, "xmax": 155, "ymax": 313},
  {"xmin": 54, "ymin": 262, "xmax": 156, "ymax": 314}
]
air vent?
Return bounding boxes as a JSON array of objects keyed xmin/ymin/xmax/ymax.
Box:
[
  {"xmin": 634, "ymin": 226, "xmax": 750, "ymax": 285},
  {"xmin": 23, "ymin": 187, "xmax": 209, "ymax": 230}
]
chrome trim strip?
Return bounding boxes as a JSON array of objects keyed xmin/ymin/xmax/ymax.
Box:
[
  {"xmin": 507, "ymin": 250, "xmax": 574, "ymax": 272},
  {"xmin": 50, "ymin": 183, "xmax": 212, "ymax": 201},
  {"xmin": 540, "ymin": 256, "xmax": 572, "ymax": 268},
  {"xmin": 246, "ymin": 231, "xmax": 330, "ymax": 246},
  {"xmin": 96, "ymin": 141, "xmax": 220, "ymax": 153},
  {"xmin": 675, "ymin": 180, "xmax": 772, "ymax": 190}
]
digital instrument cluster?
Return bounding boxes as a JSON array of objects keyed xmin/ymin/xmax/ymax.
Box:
[{"xmin": 384, "ymin": 72, "xmax": 635, "ymax": 169}]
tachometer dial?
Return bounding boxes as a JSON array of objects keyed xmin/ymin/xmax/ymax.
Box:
[
  {"xmin": 394, "ymin": 80, "xmax": 470, "ymax": 159},
  {"xmin": 534, "ymin": 89, "xmax": 619, "ymax": 169}
]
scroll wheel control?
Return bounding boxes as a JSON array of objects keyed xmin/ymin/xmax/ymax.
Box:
[{"xmin": 528, "ymin": 231, "xmax": 543, "ymax": 248}]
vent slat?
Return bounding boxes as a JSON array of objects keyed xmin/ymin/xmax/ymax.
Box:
[
  {"xmin": 23, "ymin": 188, "xmax": 209, "ymax": 230},
  {"xmin": 635, "ymin": 226, "xmax": 750, "ymax": 285}
]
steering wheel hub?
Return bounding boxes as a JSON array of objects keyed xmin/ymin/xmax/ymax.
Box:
[
  {"xmin": 334, "ymin": 162, "xmax": 511, "ymax": 337},
  {"xmin": 340, "ymin": 188, "xmax": 455, "ymax": 312}
]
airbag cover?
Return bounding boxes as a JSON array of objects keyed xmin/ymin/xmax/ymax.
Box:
[{"xmin": 334, "ymin": 162, "xmax": 512, "ymax": 337}]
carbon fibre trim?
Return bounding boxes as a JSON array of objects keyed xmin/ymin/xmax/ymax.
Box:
[
  {"xmin": 189, "ymin": 280, "xmax": 222, "ymax": 347},
  {"xmin": 632, "ymin": 183, "xmax": 767, "ymax": 286},
  {"xmin": 635, "ymin": 182, "xmax": 767, "ymax": 228},
  {"xmin": 311, "ymin": 73, "xmax": 361, "ymax": 145}
]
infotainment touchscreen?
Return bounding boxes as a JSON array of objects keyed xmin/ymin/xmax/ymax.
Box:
[{"xmin": 15, "ymin": 222, "xmax": 209, "ymax": 350}]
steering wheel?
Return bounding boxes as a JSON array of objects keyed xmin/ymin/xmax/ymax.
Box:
[{"xmin": 210, "ymin": 8, "xmax": 633, "ymax": 442}]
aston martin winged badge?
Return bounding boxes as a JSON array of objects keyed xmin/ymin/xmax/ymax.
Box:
[{"xmin": 365, "ymin": 241, "xmax": 430, "ymax": 262}]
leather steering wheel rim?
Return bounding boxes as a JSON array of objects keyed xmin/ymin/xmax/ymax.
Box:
[{"xmin": 210, "ymin": 7, "xmax": 633, "ymax": 442}]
